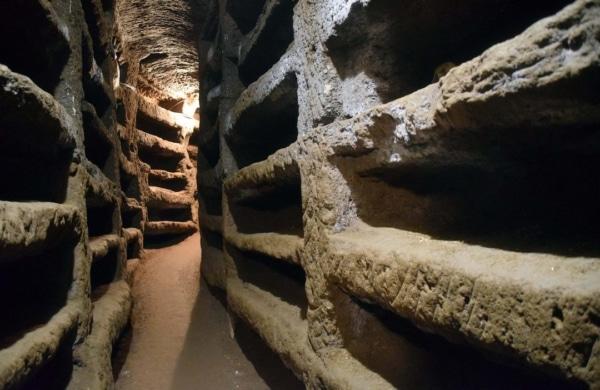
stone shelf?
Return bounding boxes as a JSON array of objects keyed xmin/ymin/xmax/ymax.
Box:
[
  {"xmin": 136, "ymin": 96, "xmax": 185, "ymax": 143},
  {"xmin": 226, "ymin": 66, "xmax": 299, "ymax": 168},
  {"xmin": 226, "ymin": 278, "xmax": 352, "ymax": 385},
  {"xmin": 90, "ymin": 235, "xmax": 122, "ymax": 293},
  {"xmin": 0, "ymin": 202, "xmax": 81, "ymax": 381},
  {"xmin": 226, "ymin": 231, "xmax": 302, "ymax": 264},
  {"xmin": 89, "ymin": 234, "xmax": 121, "ymax": 261},
  {"xmin": 224, "ymin": 145, "xmax": 298, "ymax": 195},
  {"xmin": 324, "ymin": 0, "xmax": 573, "ymax": 104},
  {"xmin": 123, "ymin": 227, "xmax": 143, "ymax": 259},
  {"xmin": 0, "ymin": 202, "xmax": 81, "ymax": 261},
  {"xmin": 126, "ymin": 258, "xmax": 140, "ymax": 285},
  {"xmin": 119, "ymin": 164, "xmax": 142, "ymax": 200},
  {"xmin": 187, "ymin": 144, "xmax": 199, "ymax": 161},
  {"xmin": 0, "ymin": 65, "xmax": 74, "ymax": 202},
  {"xmin": 0, "ymin": 304, "xmax": 79, "ymax": 389},
  {"xmin": 82, "ymin": 27, "xmax": 113, "ymax": 118},
  {"xmin": 138, "ymin": 142, "xmax": 185, "ymax": 173},
  {"xmin": 237, "ymin": 0, "xmax": 295, "ymax": 86},
  {"xmin": 144, "ymin": 220, "xmax": 198, "ymax": 236},
  {"xmin": 121, "ymin": 198, "xmax": 144, "ymax": 230},
  {"xmin": 316, "ymin": 1, "xmax": 600, "ymax": 260},
  {"xmin": 82, "ymin": 102, "xmax": 118, "ymax": 181},
  {"xmin": 0, "ymin": 1, "xmax": 70, "ymax": 94},
  {"xmin": 227, "ymin": 276, "xmax": 397, "ymax": 389},
  {"xmin": 326, "ymin": 224, "xmax": 600, "ymax": 383},
  {"xmin": 149, "ymin": 169, "xmax": 188, "ymax": 192},
  {"xmin": 71, "ymin": 280, "xmax": 131, "ymax": 389},
  {"xmin": 137, "ymin": 129, "xmax": 186, "ymax": 157},
  {"xmin": 225, "ymin": 146, "xmax": 303, "ymax": 238},
  {"xmin": 148, "ymin": 186, "xmax": 193, "ymax": 209}
]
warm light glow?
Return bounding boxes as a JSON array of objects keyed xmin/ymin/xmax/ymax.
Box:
[{"xmin": 178, "ymin": 93, "xmax": 200, "ymax": 137}]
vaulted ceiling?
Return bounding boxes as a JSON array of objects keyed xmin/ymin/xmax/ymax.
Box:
[{"xmin": 116, "ymin": 0, "xmax": 214, "ymax": 101}]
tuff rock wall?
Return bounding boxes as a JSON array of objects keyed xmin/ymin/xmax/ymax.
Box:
[
  {"xmin": 198, "ymin": 0, "xmax": 600, "ymax": 388},
  {"xmin": 0, "ymin": 0, "xmax": 199, "ymax": 388}
]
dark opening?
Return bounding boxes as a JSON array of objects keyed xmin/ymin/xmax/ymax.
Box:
[
  {"xmin": 228, "ymin": 167, "xmax": 303, "ymax": 236},
  {"xmin": 91, "ymin": 246, "xmax": 120, "ymax": 294},
  {"xmin": 81, "ymin": 0, "xmax": 108, "ymax": 67},
  {"xmin": 226, "ymin": 0, "xmax": 268, "ymax": 34},
  {"xmin": 83, "ymin": 105, "xmax": 117, "ymax": 181},
  {"xmin": 136, "ymin": 110, "xmax": 180, "ymax": 143},
  {"xmin": 0, "ymin": 142, "xmax": 71, "ymax": 203},
  {"xmin": 149, "ymin": 173, "xmax": 188, "ymax": 192},
  {"xmin": 82, "ymin": 34, "xmax": 112, "ymax": 118},
  {"xmin": 116, "ymin": 101, "xmax": 127, "ymax": 126},
  {"xmin": 119, "ymin": 62, "xmax": 129, "ymax": 84},
  {"xmin": 338, "ymin": 123, "xmax": 600, "ymax": 257},
  {"xmin": 101, "ymin": 0, "xmax": 114, "ymax": 12},
  {"xmin": 0, "ymin": 1, "xmax": 69, "ymax": 94},
  {"xmin": 148, "ymin": 207, "xmax": 193, "ymax": 223},
  {"xmin": 120, "ymin": 168, "xmax": 141, "ymax": 199},
  {"xmin": 0, "ymin": 242, "xmax": 75, "ymax": 349},
  {"xmin": 196, "ymin": 126, "xmax": 220, "ymax": 168},
  {"xmin": 228, "ymin": 73, "xmax": 298, "ymax": 168},
  {"xmin": 122, "ymin": 207, "xmax": 143, "ymax": 229},
  {"xmin": 228, "ymin": 245, "xmax": 307, "ymax": 316},
  {"xmin": 202, "ymin": 228, "xmax": 223, "ymax": 250},
  {"xmin": 200, "ymin": 185, "xmax": 223, "ymax": 216},
  {"xmin": 86, "ymin": 195, "xmax": 116, "ymax": 237},
  {"xmin": 325, "ymin": 0, "xmax": 572, "ymax": 103},
  {"xmin": 138, "ymin": 148, "xmax": 182, "ymax": 172},
  {"xmin": 333, "ymin": 291, "xmax": 586, "ymax": 389},
  {"xmin": 238, "ymin": 0, "xmax": 295, "ymax": 86}
]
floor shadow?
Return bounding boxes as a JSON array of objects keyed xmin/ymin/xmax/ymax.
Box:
[
  {"xmin": 170, "ymin": 279, "xmax": 304, "ymax": 389},
  {"xmin": 144, "ymin": 232, "xmax": 195, "ymax": 249}
]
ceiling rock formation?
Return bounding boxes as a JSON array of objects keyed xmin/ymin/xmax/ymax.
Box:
[{"xmin": 116, "ymin": 0, "xmax": 214, "ymax": 101}]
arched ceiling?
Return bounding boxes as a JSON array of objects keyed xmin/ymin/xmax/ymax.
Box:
[{"xmin": 116, "ymin": 0, "xmax": 214, "ymax": 101}]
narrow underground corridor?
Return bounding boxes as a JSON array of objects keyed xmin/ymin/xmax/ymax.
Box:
[
  {"xmin": 0, "ymin": 0, "xmax": 600, "ymax": 389},
  {"xmin": 113, "ymin": 234, "xmax": 302, "ymax": 389}
]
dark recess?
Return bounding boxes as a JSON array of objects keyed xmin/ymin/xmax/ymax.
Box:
[
  {"xmin": 0, "ymin": 1, "xmax": 69, "ymax": 94},
  {"xmin": 333, "ymin": 291, "xmax": 587, "ymax": 389},
  {"xmin": 228, "ymin": 73, "xmax": 298, "ymax": 168},
  {"xmin": 326, "ymin": 0, "xmax": 572, "ymax": 102},
  {"xmin": 238, "ymin": 0, "xmax": 295, "ymax": 86}
]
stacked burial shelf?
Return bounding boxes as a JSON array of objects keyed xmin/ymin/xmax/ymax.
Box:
[
  {"xmin": 0, "ymin": 0, "xmax": 128, "ymax": 387},
  {"xmin": 0, "ymin": 65, "xmax": 81, "ymax": 389},
  {"xmin": 200, "ymin": 0, "xmax": 311, "ymax": 380},
  {"xmin": 77, "ymin": 0, "xmax": 132, "ymax": 387},
  {"xmin": 201, "ymin": 0, "xmax": 600, "ymax": 388},
  {"xmin": 136, "ymin": 97, "xmax": 198, "ymax": 240}
]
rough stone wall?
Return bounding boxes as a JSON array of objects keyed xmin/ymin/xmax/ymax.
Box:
[
  {"xmin": 199, "ymin": 0, "xmax": 600, "ymax": 388},
  {"xmin": 0, "ymin": 0, "xmax": 199, "ymax": 387}
]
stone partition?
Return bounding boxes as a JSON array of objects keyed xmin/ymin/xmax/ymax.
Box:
[
  {"xmin": 199, "ymin": 0, "xmax": 600, "ymax": 388},
  {"xmin": 0, "ymin": 0, "xmax": 199, "ymax": 387}
]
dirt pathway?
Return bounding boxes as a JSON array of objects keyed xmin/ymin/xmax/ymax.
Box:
[{"xmin": 114, "ymin": 233, "xmax": 301, "ymax": 390}]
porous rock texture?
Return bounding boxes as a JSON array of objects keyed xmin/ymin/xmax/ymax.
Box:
[
  {"xmin": 0, "ymin": 0, "xmax": 200, "ymax": 387},
  {"xmin": 115, "ymin": 0, "xmax": 214, "ymax": 100},
  {"xmin": 199, "ymin": 0, "xmax": 600, "ymax": 388}
]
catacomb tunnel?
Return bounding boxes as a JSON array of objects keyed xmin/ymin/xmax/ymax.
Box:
[{"xmin": 0, "ymin": 0, "xmax": 600, "ymax": 389}]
